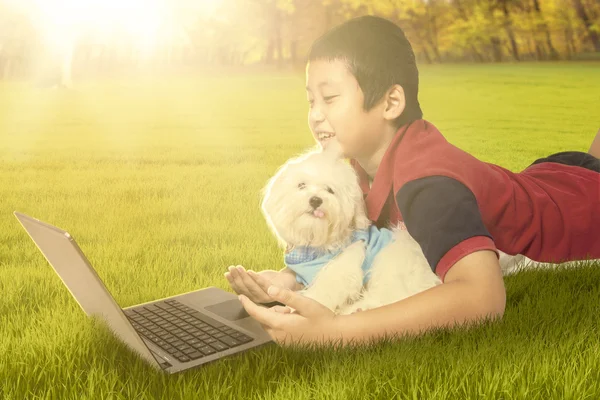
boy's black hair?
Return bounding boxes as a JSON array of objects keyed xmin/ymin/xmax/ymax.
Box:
[{"xmin": 308, "ymin": 15, "xmax": 422, "ymax": 128}]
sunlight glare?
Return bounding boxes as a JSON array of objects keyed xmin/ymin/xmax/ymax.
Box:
[
  {"xmin": 19, "ymin": 0, "xmax": 223, "ymax": 54},
  {"xmin": 29, "ymin": 0, "xmax": 165, "ymax": 54}
]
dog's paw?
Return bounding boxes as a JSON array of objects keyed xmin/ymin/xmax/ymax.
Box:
[
  {"xmin": 346, "ymin": 239, "xmax": 367, "ymax": 253},
  {"xmin": 338, "ymin": 296, "xmax": 383, "ymax": 315},
  {"xmin": 337, "ymin": 302, "xmax": 364, "ymax": 315},
  {"xmin": 331, "ymin": 240, "xmax": 366, "ymax": 265}
]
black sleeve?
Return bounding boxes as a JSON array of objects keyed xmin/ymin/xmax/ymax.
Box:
[{"xmin": 395, "ymin": 176, "xmax": 493, "ymax": 273}]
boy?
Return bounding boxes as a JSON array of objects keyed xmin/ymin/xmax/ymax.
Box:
[{"xmin": 230, "ymin": 15, "xmax": 600, "ymax": 345}]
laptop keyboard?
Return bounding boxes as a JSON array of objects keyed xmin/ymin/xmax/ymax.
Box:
[{"xmin": 124, "ymin": 299, "xmax": 254, "ymax": 363}]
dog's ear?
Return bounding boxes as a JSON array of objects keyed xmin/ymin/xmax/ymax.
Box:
[{"xmin": 352, "ymin": 199, "xmax": 371, "ymax": 230}]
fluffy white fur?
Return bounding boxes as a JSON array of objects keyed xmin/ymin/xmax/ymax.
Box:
[{"xmin": 261, "ymin": 146, "xmax": 442, "ymax": 315}]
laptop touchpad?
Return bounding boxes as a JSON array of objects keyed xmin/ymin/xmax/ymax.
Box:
[{"xmin": 205, "ymin": 299, "xmax": 250, "ymax": 321}]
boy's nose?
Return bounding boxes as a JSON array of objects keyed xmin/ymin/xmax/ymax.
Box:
[
  {"xmin": 309, "ymin": 106, "xmax": 325, "ymax": 124},
  {"xmin": 309, "ymin": 196, "xmax": 323, "ymax": 209}
]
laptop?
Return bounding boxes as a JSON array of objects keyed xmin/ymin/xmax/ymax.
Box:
[{"xmin": 14, "ymin": 211, "xmax": 275, "ymax": 374}]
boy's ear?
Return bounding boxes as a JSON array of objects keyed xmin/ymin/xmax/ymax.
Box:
[{"xmin": 382, "ymin": 84, "xmax": 406, "ymax": 121}]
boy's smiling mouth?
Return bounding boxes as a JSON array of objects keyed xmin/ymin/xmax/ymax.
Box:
[{"xmin": 316, "ymin": 131, "xmax": 335, "ymax": 144}]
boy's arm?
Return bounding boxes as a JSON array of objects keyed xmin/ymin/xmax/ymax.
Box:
[
  {"xmin": 336, "ymin": 249, "xmax": 506, "ymax": 343},
  {"xmin": 588, "ymin": 128, "xmax": 600, "ymax": 158},
  {"xmin": 337, "ymin": 175, "xmax": 505, "ymax": 342}
]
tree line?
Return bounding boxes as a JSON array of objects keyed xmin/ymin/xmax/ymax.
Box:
[{"xmin": 0, "ymin": 0, "xmax": 598, "ymax": 83}]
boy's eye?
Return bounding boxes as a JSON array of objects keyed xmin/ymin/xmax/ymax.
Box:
[
  {"xmin": 326, "ymin": 186, "xmax": 334, "ymax": 194},
  {"xmin": 323, "ymin": 95, "xmax": 338, "ymax": 103},
  {"xmin": 298, "ymin": 183, "xmax": 306, "ymax": 189}
]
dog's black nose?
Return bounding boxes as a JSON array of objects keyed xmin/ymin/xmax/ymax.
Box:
[{"xmin": 309, "ymin": 196, "xmax": 323, "ymax": 209}]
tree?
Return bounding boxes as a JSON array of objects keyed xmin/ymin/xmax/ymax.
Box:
[{"xmin": 572, "ymin": 0, "xmax": 600, "ymax": 51}]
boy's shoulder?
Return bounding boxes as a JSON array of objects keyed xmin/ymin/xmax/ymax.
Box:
[
  {"xmin": 382, "ymin": 119, "xmax": 487, "ymax": 190},
  {"xmin": 351, "ymin": 119, "xmax": 500, "ymax": 223}
]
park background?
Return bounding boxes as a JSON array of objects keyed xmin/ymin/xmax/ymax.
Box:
[{"xmin": 1, "ymin": 0, "xmax": 600, "ymax": 399}]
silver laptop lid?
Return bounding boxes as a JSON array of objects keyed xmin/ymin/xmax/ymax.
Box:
[{"xmin": 13, "ymin": 211, "xmax": 160, "ymax": 368}]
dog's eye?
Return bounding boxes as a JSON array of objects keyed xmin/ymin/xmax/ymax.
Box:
[
  {"xmin": 326, "ymin": 186, "xmax": 334, "ymax": 194},
  {"xmin": 298, "ymin": 183, "xmax": 306, "ymax": 190}
]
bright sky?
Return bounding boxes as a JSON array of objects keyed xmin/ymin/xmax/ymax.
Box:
[{"xmin": 3, "ymin": 0, "xmax": 223, "ymax": 53}]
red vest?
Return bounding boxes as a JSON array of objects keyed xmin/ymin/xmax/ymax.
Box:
[{"xmin": 352, "ymin": 120, "xmax": 600, "ymax": 264}]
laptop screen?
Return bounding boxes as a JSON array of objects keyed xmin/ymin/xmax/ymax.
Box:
[{"xmin": 14, "ymin": 212, "xmax": 160, "ymax": 368}]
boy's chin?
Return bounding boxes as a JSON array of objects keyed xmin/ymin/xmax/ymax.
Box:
[
  {"xmin": 319, "ymin": 137, "xmax": 335, "ymax": 147},
  {"xmin": 319, "ymin": 138, "xmax": 345, "ymax": 157}
]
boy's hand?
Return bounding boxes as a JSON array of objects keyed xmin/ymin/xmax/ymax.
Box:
[{"xmin": 225, "ymin": 266, "xmax": 295, "ymax": 304}]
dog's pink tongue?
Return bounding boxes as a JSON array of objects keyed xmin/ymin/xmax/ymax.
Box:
[{"xmin": 313, "ymin": 209, "xmax": 325, "ymax": 218}]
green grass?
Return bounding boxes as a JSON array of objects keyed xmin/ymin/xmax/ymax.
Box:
[{"xmin": 1, "ymin": 62, "xmax": 600, "ymax": 399}]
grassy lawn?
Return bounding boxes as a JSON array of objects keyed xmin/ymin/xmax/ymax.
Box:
[{"xmin": 1, "ymin": 62, "xmax": 599, "ymax": 399}]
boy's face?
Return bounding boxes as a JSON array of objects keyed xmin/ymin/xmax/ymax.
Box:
[{"xmin": 305, "ymin": 59, "xmax": 388, "ymax": 159}]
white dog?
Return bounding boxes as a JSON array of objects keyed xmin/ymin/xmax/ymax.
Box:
[{"xmin": 260, "ymin": 147, "xmax": 442, "ymax": 315}]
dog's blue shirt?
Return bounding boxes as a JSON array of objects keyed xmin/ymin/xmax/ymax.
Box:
[{"xmin": 284, "ymin": 225, "xmax": 395, "ymax": 287}]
